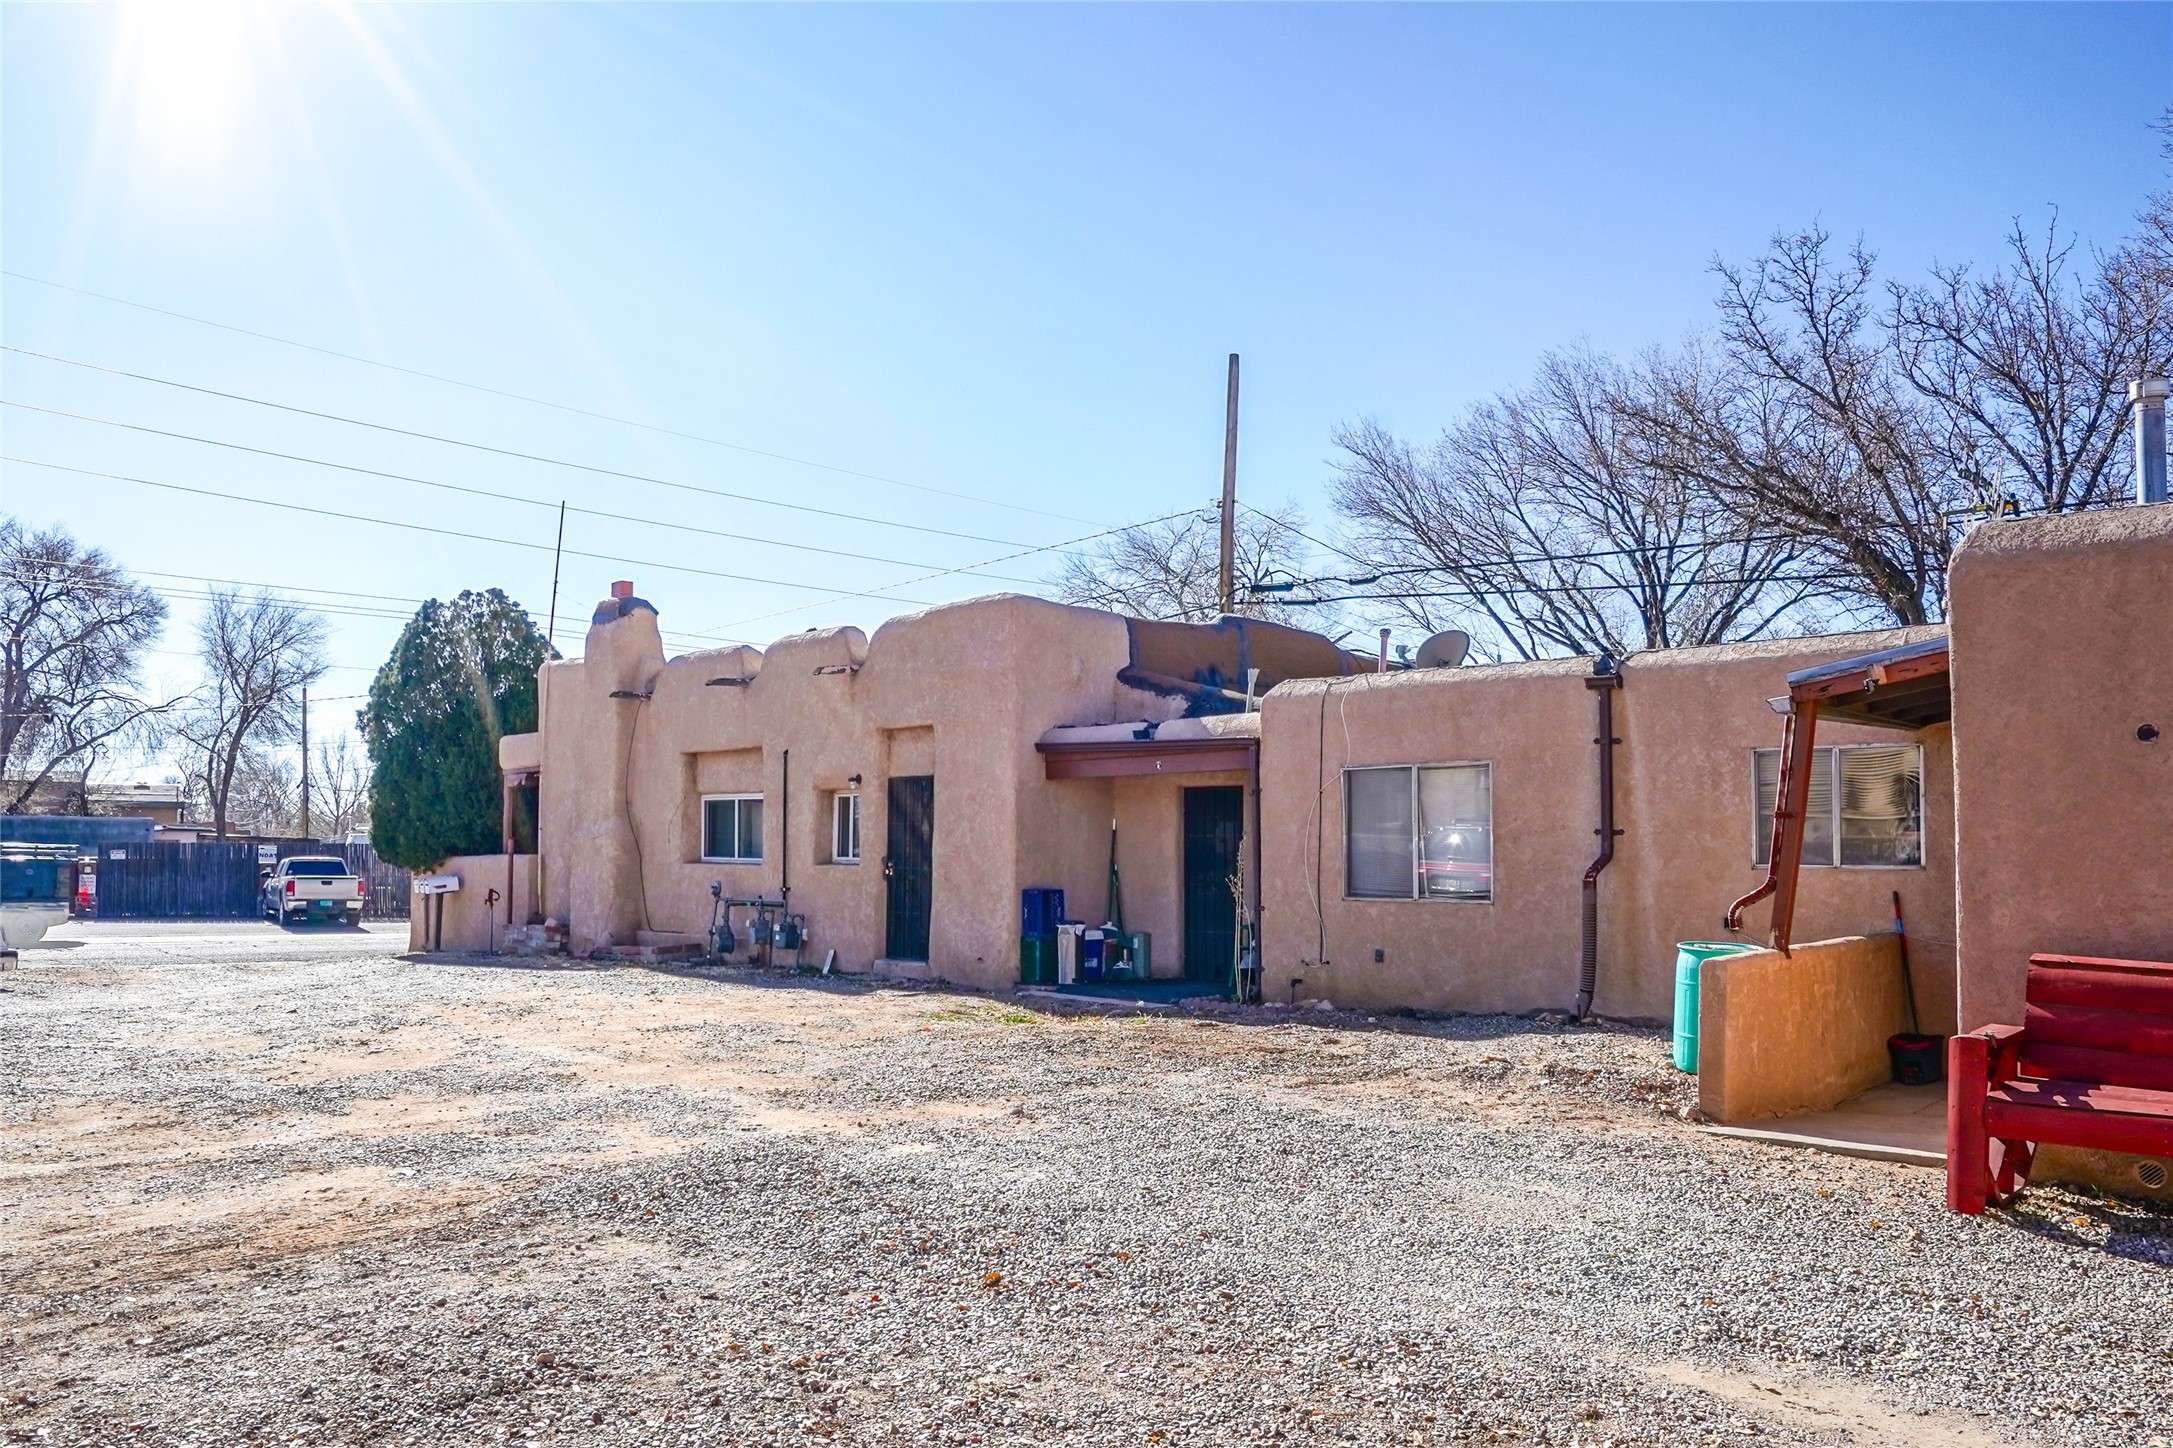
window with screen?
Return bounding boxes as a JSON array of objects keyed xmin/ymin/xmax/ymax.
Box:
[
  {"xmin": 701, "ymin": 794, "xmax": 764, "ymax": 863},
  {"xmin": 1345, "ymin": 762, "xmax": 1493, "ymax": 901},
  {"xmin": 1753, "ymin": 744, "xmax": 1921, "ymax": 868}
]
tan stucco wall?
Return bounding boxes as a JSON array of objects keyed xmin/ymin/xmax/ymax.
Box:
[
  {"xmin": 1695, "ymin": 934, "xmax": 1909, "ymax": 1124},
  {"xmin": 525, "ymin": 590, "xmax": 1273, "ymax": 989},
  {"xmin": 408, "ymin": 854, "xmax": 537, "ymax": 953},
  {"xmin": 1258, "ymin": 630, "xmax": 1955, "ymax": 1022},
  {"xmin": 1949, "ymin": 502, "xmax": 2173, "ymax": 1032}
]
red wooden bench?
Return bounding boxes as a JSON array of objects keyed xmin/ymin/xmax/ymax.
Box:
[{"xmin": 1947, "ymin": 953, "xmax": 2173, "ymax": 1213}]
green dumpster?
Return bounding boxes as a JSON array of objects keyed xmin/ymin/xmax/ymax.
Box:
[{"xmin": 1673, "ymin": 941, "xmax": 1757, "ymax": 1073}]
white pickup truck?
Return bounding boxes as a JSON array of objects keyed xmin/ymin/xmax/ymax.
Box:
[{"xmin": 260, "ymin": 855, "xmax": 366, "ymax": 926}]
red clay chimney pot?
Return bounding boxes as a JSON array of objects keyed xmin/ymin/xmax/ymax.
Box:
[{"xmin": 610, "ymin": 580, "xmax": 634, "ymax": 599}]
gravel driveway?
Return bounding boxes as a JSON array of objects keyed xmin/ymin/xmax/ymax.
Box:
[{"xmin": 2, "ymin": 921, "xmax": 2167, "ymax": 1447}]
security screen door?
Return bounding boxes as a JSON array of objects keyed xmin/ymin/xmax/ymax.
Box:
[
  {"xmin": 1181, "ymin": 786, "xmax": 1244, "ymax": 984},
  {"xmin": 884, "ymin": 775, "xmax": 934, "ymax": 962}
]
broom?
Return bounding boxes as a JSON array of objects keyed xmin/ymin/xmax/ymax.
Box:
[{"xmin": 1892, "ymin": 890, "xmax": 1920, "ymax": 1035}]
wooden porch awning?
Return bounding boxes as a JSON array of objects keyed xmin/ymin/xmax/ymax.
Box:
[
  {"xmin": 1726, "ymin": 635, "xmax": 1950, "ymax": 953},
  {"xmin": 1783, "ymin": 637, "xmax": 1952, "ymax": 731},
  {"xmin": 1036, "ymin": 719, "xmax": 1260, "ymax": 780}
]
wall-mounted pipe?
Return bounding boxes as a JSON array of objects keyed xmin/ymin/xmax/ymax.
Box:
[
  {"xmin": 1576, "ymin": 656, "xmax": 1624, "ymax": 1019},
  {"xmin": 1724, "ymin": 698, "xmax": 1820, "ymax": 951}
]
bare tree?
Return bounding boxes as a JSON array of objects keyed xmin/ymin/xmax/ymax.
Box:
[
  {"xmin": 311, "ymin": 731, "xmax": 371, "ymax": 838},
  {"xmin": 1595, "ymin": 230, "xmax": 1958, "ymax": 629},
  {"xmin": 175, "ymin": 589, "xmax": 328, "ymax": 837},
  {"xmin": 1049, "ymin": 502, "xmax": 1329, "ymax": 625},
  {"xmin": 1696, "ymin": 228, "xmax": 1958, "ymax": 626},
  {"xmin": 1892, "ymin": 214, "xmax": 2173, "ymax": 516},
  {"xmin": 1333, "ymin": 350, "xmax": 1819, "ymax": 661},
  {"xmin": 225, "ymin": 747, "xmax": 299, "ymax": 837},
  {"xmin": 2127, "ymin": 107, "xmax": 2173, "ymax": 378},
  {"xmin": 0, "ymin": 518, "xmax": 170, "ymax": 813}
]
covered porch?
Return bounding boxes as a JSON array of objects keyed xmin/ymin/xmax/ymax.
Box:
[
  {"xmin": 1030, "ymin": 715, "xmax": 1260, "ymax": 999},
  {"xmin": 1699, "ymin": 636, "xmax": 1953, "ymax": 1148}
]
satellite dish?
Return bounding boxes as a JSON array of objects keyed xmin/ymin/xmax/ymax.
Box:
[{"xmin": 1413, "ymin": 629, "xmax": 1470, "ymax": 669}]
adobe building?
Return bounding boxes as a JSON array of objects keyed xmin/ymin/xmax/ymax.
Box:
[
  {"xmin": 1255, "ymin": 629, "xmax": 1956, "ymax": 1027},
  {"xmin": 1946, "ymin": 501, "xmax": 2173, "ymax": 1032},
  {"xmin": 431, "ymin": 503, "xmax": 2168, "ymax": 1064},
  {"xmin": 435, "ymin": 578, "xmax": 1959, "ymax": 1038},
  {"xmin": 438, "ymin": 585, "xmax": 1363, "ymax": 986}
]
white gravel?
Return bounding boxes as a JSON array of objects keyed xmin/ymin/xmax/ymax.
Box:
[{"xmin": 2, "ymin": 920, "xmax": 2167, "ymax": 1447}]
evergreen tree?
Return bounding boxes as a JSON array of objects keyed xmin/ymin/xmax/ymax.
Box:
[{"xmin": 362, "ymin": 589, "xmax": 553, "ymax": 870}]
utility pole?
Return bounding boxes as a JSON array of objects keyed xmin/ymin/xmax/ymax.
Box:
[
  {"xmin": 298, "ymin": 684, "xmax": 311, "ymax": 841},
  {"xmin": 546, "ymin": 501, "xmax": 567, "ymax": 648},
  {"xmin": 1218, "ymin": 353, "xmax": 1240, "ymax": 617}
]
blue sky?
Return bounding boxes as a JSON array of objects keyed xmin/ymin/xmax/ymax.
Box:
[{"xmin": 3, "ymin": 3, "xmax": 2167, "ymax": 763}]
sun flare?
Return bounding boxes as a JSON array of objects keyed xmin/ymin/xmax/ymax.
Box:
[{"xmin": 121, "ymin": 1, "xmax": 256, "ymax": 168}]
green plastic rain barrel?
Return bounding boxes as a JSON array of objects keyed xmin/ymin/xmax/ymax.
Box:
[{"xmin": 1673, "ymin": 941, "xmax": 1757, "ymax": 1073}]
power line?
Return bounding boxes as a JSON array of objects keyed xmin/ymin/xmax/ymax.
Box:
[
  {"xmin": 697, "ymin": 504, "xmax": 1215, "ymax": 636},
  {"xmin": 4, "ymin": 547, "xmax": 743, "ymax": 652},
  {"xmin": 1239, "ymin": 500, "xmax": 1374, "ymax": 570},
  {"xmin": 2, "ymin": 550, "xmax": 741, "ymax": 652},
  {"xmin": 0, "ymin": 454, "xmax": 937, "ymax": 621},
  {"xmin": 146, "ymin": 647, "xmax": 380, "ymax": 674},
  {"xmin": 1243, "ymin": 493, "xmax": 2116, "ymax": 599},
  {"xmin": 3, "ymin": 399, "xmax": 1050, "ymax": 586},
  {"xmin": 7, "ymin": 453, "xmax": 1212, "ymax": 646},
  {"xmin": 1, "ymin": 268, "xmax": 1103, "ymax": 526},
  {"xmin": 3, "ymin": 345, "xmax": 1061, "ymax": 552},
  {"xmin": 1260, "ymin": 570, "xmax": 1900, "ymax": 607}
]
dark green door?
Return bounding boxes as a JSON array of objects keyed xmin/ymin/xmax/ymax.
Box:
[
  {"xmin": 1182, "ymin": 786, "xmax": 1244, "ymax": 985},
  {"xmin": 884, "ymin": 775, "xmax": 934, "ymax": 962}
]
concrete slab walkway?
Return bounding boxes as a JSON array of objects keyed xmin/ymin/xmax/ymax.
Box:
[{"xmin": 1702, "ymin": 1081, "xmax": 1947, "ymax": 1167}]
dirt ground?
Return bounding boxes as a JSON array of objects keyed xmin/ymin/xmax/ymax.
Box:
[{"xmin": 2, "ymin": 921, "xmax": 2167, "ymax": 1447}]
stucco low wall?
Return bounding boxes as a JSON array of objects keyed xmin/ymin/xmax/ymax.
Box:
[
  {"xmin": 408, "ymin": 854, "xmax": 538, "ymax": 953},
  {"xmin": 1696, "ymin": 934, "xmax": 1910, "ymax": 1125}
]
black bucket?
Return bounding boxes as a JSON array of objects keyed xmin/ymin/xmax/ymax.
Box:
[{"xmin": 1889, "ymin": 1032, "xmax": 1944, "ymax": 1086}]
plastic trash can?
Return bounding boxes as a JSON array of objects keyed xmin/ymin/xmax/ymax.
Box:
[{"xmin": 1673, "ymin": 941, "xmax": 1757, "ymax": 1073}]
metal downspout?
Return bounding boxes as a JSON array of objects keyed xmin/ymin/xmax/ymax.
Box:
[{"xmin": 1576, "ymin": 657, "xmax": 1624, "ymax": 1019}]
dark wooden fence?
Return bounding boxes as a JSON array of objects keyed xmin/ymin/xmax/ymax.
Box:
[
  {"xmin": 95, "ymin": 842, "xmax": 259, "ymax": 919},
  {"xmin": 293, "ymin": 841, "xmax": 412, "ymax": 922},
  {"xmin": 94, "ymin": 839, "xmax": 412, "ymax": 921}
]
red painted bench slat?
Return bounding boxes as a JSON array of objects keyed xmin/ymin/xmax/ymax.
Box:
[
  {"xmin": 2023, "ymin": 1003, "xmax": 2173, "ymax": 1057},
  {"xmin": 2019, "ymin": 1041, "xmax": 2173, "ymax": 1094},
  {"xmin": 1987, "ymin": 1078, "xmax": 2173, "ymax": 1119},
  {"xmin": 2024, "ymin": 953, "xmax": 2173, "ymax": 981},
  {"xmin": 1948, "ymin": 953, "xmax": 2173, "ymax": 1214},
  {"xmin": 2027, "ymin": 966, "xmax": 2173, "ymax": 1018},
  {"xmin": 1982, "ymin": 1103, "xmax": 2173, "ymax": 1158}
]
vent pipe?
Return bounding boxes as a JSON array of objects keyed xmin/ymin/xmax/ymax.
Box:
[{"xmin": 2134, "ymin": 379, "xmax": 2168, "ymax": 506}]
